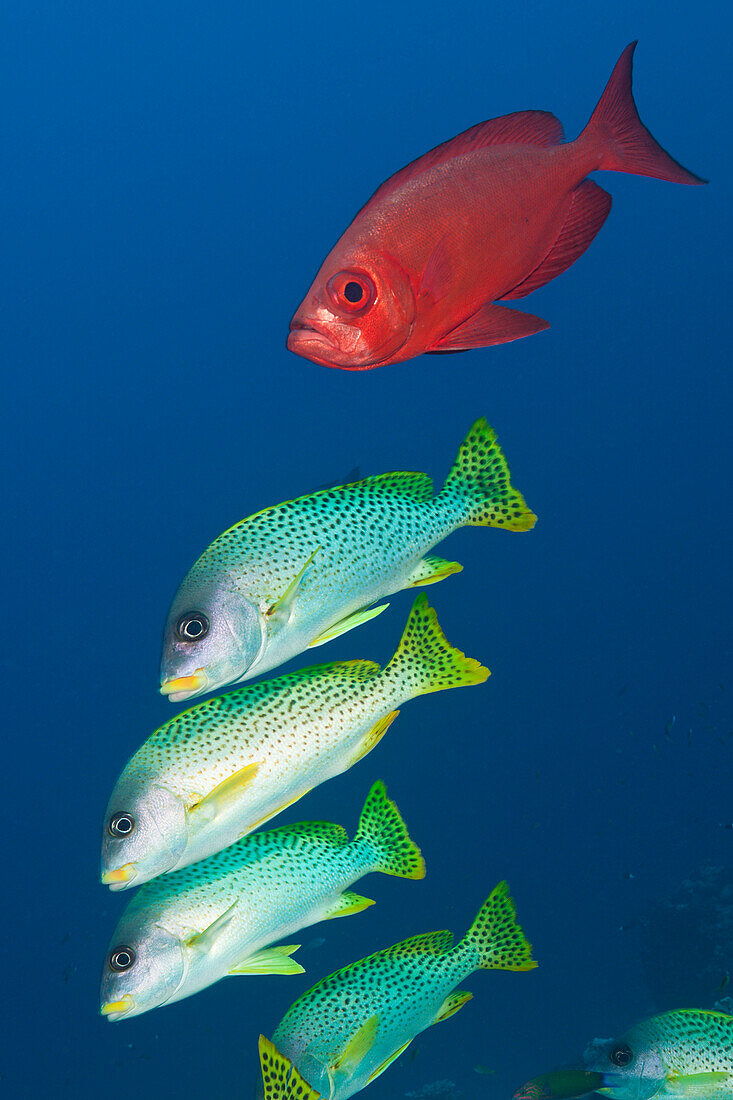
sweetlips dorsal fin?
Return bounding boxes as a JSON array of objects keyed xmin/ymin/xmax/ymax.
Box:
[
  {"xmin": 259, "ymin": 1035, "xmax": 323, "ymax": 1100},
  {"xmin": 372, "ymin": 110, "xmax": 565, "ymax": 203},
  {"xmin": 271, "ymin": 820, "xmax": 350, "ymax": 847},
  {"xmin": 346, "ymin": 470, "xmax": 434, "ymax": 503},
  {"xmin": 386, "ymin": 929, "xmax": 454, "ymax": 959}
]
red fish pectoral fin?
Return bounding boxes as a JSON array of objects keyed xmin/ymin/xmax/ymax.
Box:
[
  {"xmin": 500, "ymin": 180, "xmax": 612, "ymax": 300},
  {"xmin": 428, "ymin": 302, "xmax": 550, "ymax": 351}
]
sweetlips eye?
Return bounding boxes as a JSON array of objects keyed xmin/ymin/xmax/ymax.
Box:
[
  {"xmin": 109, "ymin": 946, "xmax": 136, "ymax": 972},
  {"xmin": 108, "ymin": 812, "xmax": 135, "ymax": 838},
  {"xmin": 610, "ymin": 1042, "xmax": 633, "ymax": 1067},
  {"xmin": 176, "ymin": 612, "xmax": 210, "ymax": 642},
  {"xmin": 326, "ymin": 271, "xmax": 375, "ymax": 314}
]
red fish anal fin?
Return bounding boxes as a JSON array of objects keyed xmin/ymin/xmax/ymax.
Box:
[
  {"xmin": 373, "ymin": 111, "xmax": 565, "ymax": 204},
  {"xmin": 581, "ymin": 42, "xmax": 706, "ymax": 184},
  {"xmin": 500, "ymin": 180, "xmax": 612, "ymax": 300},
  {"xmin": 428, "ymin": 302, "xmax": 550, "ymax": 351}
]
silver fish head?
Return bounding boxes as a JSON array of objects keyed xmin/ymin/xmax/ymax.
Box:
[
  {"xmin": 101, "ymin": 781, "xmax": 188, "ymax": 890},
  {"xmin": 159, "ymin": 574, "xmax": 262, "ymax": 701},
  {"xmin": 586, "ymin": 1035, "xmax": 665, "ymax": 1099},
  {"xmin": 100, "ymin": 921, "xmax": 186, "ymax": 1021}
]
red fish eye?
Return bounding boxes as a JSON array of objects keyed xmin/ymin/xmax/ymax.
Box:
[{"xmin": 327, "ymin": 271, "xmax": 375, "ymax": 314}]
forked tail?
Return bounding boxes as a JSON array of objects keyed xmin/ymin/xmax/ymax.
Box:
[
  {"xmin": 383, "ymin": 593, "xmax": 489, "ymax": 698},
  {"xmin": 458, "ymin": 881, "xmax": 537, "ymax": 972},
  {"xmin": 580, "ymin": 42, "xmax": 705, "ymax": 184},
  {"xmin": 355, "ymin": 779, "xmax": 425, "ymax": 879},
  {"xmin": 440, "ymin": 418, "xmax": 537, "ymax": 530}
]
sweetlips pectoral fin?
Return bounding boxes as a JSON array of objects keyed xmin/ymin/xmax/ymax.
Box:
[
  {"xmin": 267, "ymin": 548, "xmax": 321, "ymax": 630},
  {"xmin": 406, "ymin": 555, "xmax": 463, "ymax": 588},
  {"xmin": 348, "ymin": 711, "xmax": 400, "ymax": 767},
  {"xmin": 331, "ymin": 1015, "xmax": 379, "ymax": 1078},
  {"xmin": 365, "ymin": 1039, "xmax": 413, "ymax": 1085},
  {"xmin": 323, "ymin": 892, "xmax": 375, "ymax": 920},
  {"xmin": 187, "ymin": 762, "xmax": 262, "ymax": 828},
  {"xmin": 432, "ymin": 989, "xmax": 473, "ymax": 1024},
  {"xmin": 428, "ymin": 302, "xmax": 550, "ymax": 351},
  {"xmin": 308, "ymin": 604, "xmax": 389, "ymax": 648},
  {"xmin": 187, "ymin": 900, "xmax": 239, "ymax": 954},
  {"xmin": 229, "ymin": 944, "xmax": 304, "ymax": 976}
]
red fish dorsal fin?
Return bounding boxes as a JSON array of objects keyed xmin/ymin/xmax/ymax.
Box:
[{"xmin": 373, "ymin": 110, "xmax": 565, "ymax": 202}]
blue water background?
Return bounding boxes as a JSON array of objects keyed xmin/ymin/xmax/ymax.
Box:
[{"xmin": 2, "ymin": 1, "xmax": 729, "ymax": 1095}]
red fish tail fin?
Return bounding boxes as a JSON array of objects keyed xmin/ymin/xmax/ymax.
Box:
[{"xmin": 580, "ymin": 42, "xmax": 705, "ymax": 184}]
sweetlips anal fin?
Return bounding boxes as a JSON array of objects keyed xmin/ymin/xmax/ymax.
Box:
[
  {"xmin": 406, "ymin": 555, "xmax": 462, "ymax": 588},
  {"xmin": 365, "ymin": 1039, "xmax": 414, "ymax": 1084},
  {"xmin": 187, "ymin": 761, "xmax": 262, "ymax": 827},
  {"xmin": 322, "ymin": 892, "xmax": 375, "ymax": 920},
  {"xmin": 428, "ymin": 301, "xmax": 550, "ymax": 351},
  {"xmin": 308, "ymin": 604, "xmax": 390, "ymax": 648},
  {"xmin": 229, "ymin": 944, "xmax": 304, "ymax": 976},
  {"xmin": 267, "ymin": 548, "xmax": 321, "ymax": 629},
  {"xmin": 433, "ymin": 989, "xmax": 473, "ymax": 1024}
]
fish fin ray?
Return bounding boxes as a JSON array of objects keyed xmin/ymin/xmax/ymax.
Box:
[
  {"xmin": 428, "ymin": 301, "xmax": 550, "ymax": 351},
  {"xmin": 663, "ymin": 1073, "xmax": 731, "ymax": 1096},
  {"xmin": 308, "ymin": 604, "xmax": 389, "ymax": 648},
  {"xmin": 500, "ymin": 180, "xmax": 612, "ymax": 299},
  {"xmin": 229, "ymin": 944, "xmax": 304, "ymax": 976},
  {"xmin": 433, "ymin": 990, "xmax": 473, "ymax": 1024}
]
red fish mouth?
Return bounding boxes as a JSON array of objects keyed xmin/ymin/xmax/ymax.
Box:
[{"xmin": 288, "ymin": 317, "xmax": 356, "ymax": 368}]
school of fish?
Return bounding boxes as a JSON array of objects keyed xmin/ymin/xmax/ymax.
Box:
[{"xmin": 96, "ymin": 38, "xmax": 720, "ymax": 1100}]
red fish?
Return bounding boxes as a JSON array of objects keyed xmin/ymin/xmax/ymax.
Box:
[{"xmin": 288, "ymin": 43, "xmax": 704, "ymax": 371}]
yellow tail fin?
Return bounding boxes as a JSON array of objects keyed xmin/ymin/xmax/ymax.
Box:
[
  {"xmin": 461, "ymin": 881, "xmax": 537, "ymax": 971},
  {"xmin": 383, "ymin": 594, "xmax": 489, "ymax": 698},
  {"xmin": 441, "ymin": 418, "xmax": 536, "ymax": 530},
  {"xmin": 259, "ymin": 1036, "xmax": 323, "ymax": 1100}
]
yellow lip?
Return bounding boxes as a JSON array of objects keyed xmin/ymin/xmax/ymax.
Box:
[
  {"xmin": 101, "ymin": 863, "xmax": 137, "ymax": 887},
  {"xmin": 101, "ymin": 995, "xmax": 135, "ymax": 1018},
  {"xmin": 160, "ymin": 668, "xmax": 208, "ymax": 697}
]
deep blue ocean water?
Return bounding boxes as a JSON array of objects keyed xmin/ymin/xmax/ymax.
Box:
[{"xmin": 3, "ymin": 1, "xmax": 730, "ymax": 1095}]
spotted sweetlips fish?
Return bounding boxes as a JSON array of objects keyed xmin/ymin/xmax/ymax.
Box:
[
  {"xmin": 288, "ymin": 43, "xmax": 704, "ymax": 371},
  {"xmin": 270, "ymin": 882, "xmax": 536, "ymax": 1100}
]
